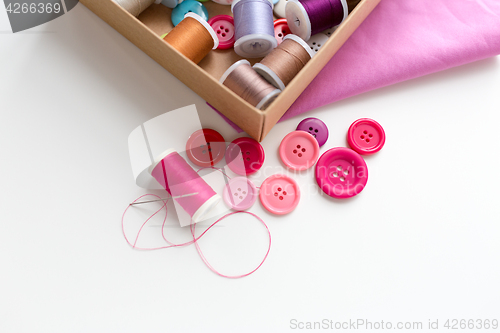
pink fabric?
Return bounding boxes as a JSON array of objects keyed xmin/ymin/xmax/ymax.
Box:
[{"xmin": 215, "ymin": 0, "xmax": 500, "ymax": 131}]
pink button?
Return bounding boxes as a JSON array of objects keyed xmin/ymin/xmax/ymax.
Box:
[
  {"xmin": 279, "ymin": 131, "xmax": 320, "ymax": 170},
  {"xmin": 225, "ymin": 137, "xmax": 265, "ymax": 176},
  {"xmin": 315, "ymin": 147, "xmax": 368, "ymax": 199},
  {"xmin": 223, "ymin": 177, "xmax": 258, "ymax": 210},
  {"xmin": 347, "ymin": 118, "xmax": 386, "ymax": 155},
  {"xmin": 208, "ymin": 15, "xmax": 235, "ymax": 50},
  {"xmin": 186, "ymin": 129, "xmax": 226, "ymax": 167},
  {"xmin": 259, "ymin": 174, "xmax": 300, "ymax": 215},
  {"xmin": 274, "ymin": 18, "xmax": 291, "ymax": 45}
]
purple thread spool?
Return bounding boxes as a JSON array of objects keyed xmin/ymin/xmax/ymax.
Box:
[
  {"xmin": 232, "ymin": 0, "xmax": 278, "ymax": 58},
  {"xmin": 149, "ymin": 149, "xmax": 221, "ymax": 224},
  {"xmin": 285, "ymin": 0, "xmax": 348, "ymax": 41}
]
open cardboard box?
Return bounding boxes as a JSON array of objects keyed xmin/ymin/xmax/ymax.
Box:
[{"xmin": 79, "ymin": 0, "xmax": 381, "ymax": 141}]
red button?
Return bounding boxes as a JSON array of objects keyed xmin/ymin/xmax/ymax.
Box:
[
  {"xmin": 208, "ymin": 15, "xmax": 235, "ymax": 50},
  {"xmin": 315, "ymin": 147, "xmax": 368, "ymax": 199},
  {"xmin": 259, "ymin": 174, "xmax": 300, "ymax": 215},
  {"xmin": 279, "ymin": 131, "xmax": 320, "ymax": 170},
  {"xmin": 274, "ymin": 18, "xmax": 291, "ymax": 45},
  {"xmin": 225, "ymin": 137, "xmax": 265, "ymax": 176},
  {"xmin": 347, "ymin": 118, "xmax": 386, "ymax": 155},
  {"xmin": 186, "ymin": 129, "xmax": 226, "ymax": 167}
]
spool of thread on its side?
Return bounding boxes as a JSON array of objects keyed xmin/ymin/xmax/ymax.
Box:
[
  {"xmin": 149, "ymin": 149, "xmax": 221, "ymax": 224},
  {"xmin": 113, "ymin": 0, "xmax": 161, "ymax": 17},
  {"xmin": 285, "ymin": 0, "xmax": 348, "ymax": 41},
  {"xmin": 253, "ymin": 34, "xmax": 314, "ymax": 90},
  {"xmin": 163, "ymin": 13, "xmax": 219, "ymax": 64},
  {"xmin": 232, "ymin": 0, "xmax": 277, "ymax": 58},
  {"xmin": 220, "ymin": 60, "xmax": 281, "ymax": 110}
]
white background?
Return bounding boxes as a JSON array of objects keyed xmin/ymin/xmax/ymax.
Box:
[{"xmin": 1, "ymin": 4, "xmax": 500, "ymax": 333}]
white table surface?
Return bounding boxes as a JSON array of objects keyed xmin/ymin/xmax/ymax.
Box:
[{"xmin": 1, "ymin": 4, "xmax": 500, "ymax": 333}]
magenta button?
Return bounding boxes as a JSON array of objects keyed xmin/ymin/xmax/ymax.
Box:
[
  {"xmin": 223, "ymin": 177, "xmax": 258, "ymax": 210},
  {"xmin": 208, "ymin": 15, "xmax": 235, "ymax": 50},
  {"xmin": 279, "ymin": 131, "xmax": 320, "ymax": 171},
  {"xmin": 347, "ymin": 118, "xmax": 386, "ymax": 155},
  {"xmin": 225, "ymin": 137, "xmax": 265, "ymax": 176},
  {"xmin": 296, "ymin": 117, "xmax": 329, "ymax": 147},
  {"xmin": 315, "ymin": 147, "xmax": 368, "ymax": 199},
  {"xmin": 259, "ymin": 174, "xmax": 300, "ymax": 215}
]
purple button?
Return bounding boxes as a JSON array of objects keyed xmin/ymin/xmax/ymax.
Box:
[
  {"xmin": 225, "ymin": 137, "xmax": 265, "ymax": 176},
  {"xmin": 296, "ymin": 117, "xmax": 329, "ymax": 147}
]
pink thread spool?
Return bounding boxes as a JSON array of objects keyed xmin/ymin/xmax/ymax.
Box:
[{"xmin": 149, "ymin": 149, "xmax": 221, "ymax": 224}]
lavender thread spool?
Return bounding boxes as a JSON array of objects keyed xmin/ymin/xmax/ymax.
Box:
[
  {"xmin": 232, "ymin": 0, "xmax": 278, "ymax": 58},
  {"xmin": 149, "ymin": 149, "xmax": 221, "ymax": 225},
  {"xmin": 285, "ymin": 0, "xmax": 348, "ymax": 41}
]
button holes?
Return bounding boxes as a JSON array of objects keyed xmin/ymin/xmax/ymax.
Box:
[
  {"xmin": 314, "ymin": 129, "xmax": 318, "ymax": 133},
  {"xmin": 363, "ymin": 130, "xmax": 368, "ymax": 134},
  {"xmin": 369, "ymin": 134, "xmax": 373, "ymax": 138},
  {"xmin": 293, "ymin": 149, "xmax": 297, "ymax": 154},
  {"xmin": 237, "ymin": 188, "xmax": 241, "ymax": 191},
  {"xmin": 283, "ymin": 191, "xmax": 287, "ymax": 195},
  {"xmin": 208, "ymin": 148, "xmax": 212, "ymax": 152},
  {"xmin": 313, "ymin": 134, "xmax": 316, "ymax": 138},
  {"xmin": 234, "ymin": 193, "xmax": 238, "ymax": 196},
  {"xmin": 202, "ymin": 150, "xmax": 207, "ymax": 154},
  {"xmin": 246, "ymin": 157, "xmax": 251, "ymax": 161},
  {"xmin": 298, "ymin": 153, "xmax": 302, "ymax": 157},
  {"xmin": 312, "ymin": 42, "xmax": 316, "ymax": 45},
  {"xmin": 310, "ymin": 46, "xmax": 314, "ymax": 50},
  {"xmin": 200, "ymin": 145, "xmax": 204, "ymax": 148},
  {"xmin": 340, "ymin": 176, "xmax": 345, "ymax": 182},
  {"xmin": 317, "ymin": 44, "xmax": 321, "ymax": 47},
  {"xmin": 225, "ymin": 28, "xmax": 229, "ymax": 32},
  {"xmin": 274, "ymin": 192, "xmax": 278, "ymax": 196},
  {"xmin": 366, "ymin": 139, "xmax": 370, "ymax": 143},
  {"xmin": 278, "ymin": 33, "xmax": 282, "ymax": 37},
  {"xmin": 301, "ymin": 148, "xmax": 306, "ymax": 152},
  {"xmin": 279, "ymin": 196, "xmax": 284, "ymax": 200},
  {"xmin": 246, "ymin": 151, "xmax": 250, "ymax": 155},
  {"xmin": 297, "ymin": 145, "xmax": 301, "ymax": 149},
  {"xmin": 314, "ymin": 48, "xmax": 319, "ymax": 52},
  {"xmin": 337, "ymin": 166, "xmax": 342, "ymax": 171},
  {"xmin": 360, "ymin": 135, "xmax": 365, "ymax": 139},
  {"xmin": 220, "ymin": 25, "xmax": 224, "ymax": 29},
  {"xmin": 222, "ymin": 33, "xmax": 226, "ymax": 37},
  {"xmin": 343, "ymin": 169, "xmax": 349, "ymax": 175},
  {"xmin": 239, "ymin": 196, "xmax": 243, "ymax": 199},
  {"xmin": 278, "ymin": 188, "xmax": 282, "ymax": 192},
  {"xmin": 309, "ymin": 127, "xmax": 313, "ymax": 131},
  {"xmin": 242, "ymin": 191, "xmax": 246, "ymax": 194},
  {"xmin": 332, "ymin": 172, "xmax": 338, "ymax": 177},
  {"xmin": 217, "ymin": 30, "xmax": 221, "ymax": 34}
]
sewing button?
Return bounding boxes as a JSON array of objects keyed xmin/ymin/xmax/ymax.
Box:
[
  {"xmin": 279, "ymin": 131, "xmax": 320, "ymax": 170},
  {"xmin": 274, "ymin": 19, "xmax": 291, "ymax": 45},
  {"xmin": 208, "ymin": 15, "xmax": 235, "ymax": 50},
  {"xmin": 223, "ymin": 177, "xmax": 258, "ymax": 210},
  {"xmin": 315, "ymin": 147, "xmax": 368, "ymax": 199},
  {"xmin": 347, "ymin": 118, "xmax": 386, "ymax": 155},
  {"xmin": 186, "ymin": 129, "xmax": 226, "ymax": 167},
  {"xmin": 296, "ymin": 117, "xmax": 329, "ymax": 147},
  {"xmin": 225, "ymin": 137, "xmax": 265, "ymax": 175},
  {"xmin": 259, "ymin": 174, "xmax": 300, "ymax": 215},
  {"xmin": 273, "ymin": 0, "xmax": 288, "ymax": 18},
  {"xmin": 171, "ymin": 0, "xmax": 209, "ymax": 26}
]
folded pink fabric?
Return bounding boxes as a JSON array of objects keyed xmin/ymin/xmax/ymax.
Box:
[{"xmin": 215, "ymin": 0, "xmax": 500, "ymax": 130}]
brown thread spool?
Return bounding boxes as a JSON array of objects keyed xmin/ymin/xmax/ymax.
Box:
[
  {"xmin": 220, "ymin": 60, "xmax": 281, "ymax": 110},
  {"xmin": 114, "ymin": 0, "xmax": 159, "ymax": 17},
  {"xmin": 253, "ymin": 34, "xmax": 314, "ymax": 90},
  {"xmin": 163, "ymin": 13, "xmax": 219, "ymax": 64}
]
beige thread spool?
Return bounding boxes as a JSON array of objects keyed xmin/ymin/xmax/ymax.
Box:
[
  {"xmin": 163, "ymin": 13, "xmax": 219, "ymax": 64},
  {"xmin": 220, "ymin": 60, "xmax": 281, "ymax": 110},
  {"xmin": 113, "ymin": 0, "xmax": 161, "ymax": 17},
  {"xmin": 253, "ymin": 34, "xmax": 314, "ymax": 90}
]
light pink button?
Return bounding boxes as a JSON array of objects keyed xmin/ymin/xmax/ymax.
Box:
[
  {"xmin": 279, "ymin": 131, "xmax": 320, "ymax": 170},
  {"xmin": 223, "ymin": 177, "xmax": 258, "ymax": 211},
  {"xmin": 259, "ymin": 174, "xmax": 300, "ymax": 215}
]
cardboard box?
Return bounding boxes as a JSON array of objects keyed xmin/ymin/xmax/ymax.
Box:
[{"xmin": 79, "ymin": 0, "xmax": 381, "ymax": 141}]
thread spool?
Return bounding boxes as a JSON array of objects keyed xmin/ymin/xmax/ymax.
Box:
[
  {"xmin": 160, "ymin": 0, "xmax": 183, "ymax": 9},
  {"xmin": 163, "ymin": 13, "xmax": 219, "ymax": 64},
  {"xmin": 285, "ymin": 0, "xmax": 348, "ymax": 41},
  {"xmin": 113, "ymin": 0, "xmax": 161, "ymax": 17},
  {"xmin": 253, "ymin": 34, "xmax": 314, "ymax": 90},
  {"xmin": 232, "ymin": 0, "xmax": 278, "ymax": 58},
  {"xmin": 149, "ymin": 149, "xmax": 221, "ymax": 224},
  {"xmin": 220, "ymin": 60, "xmax": 281, "ymax": 110}
]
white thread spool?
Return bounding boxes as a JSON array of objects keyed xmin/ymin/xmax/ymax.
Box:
[{"xmin": 113, "ymin": 0, "xmax": 162, "ymax": 16}]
